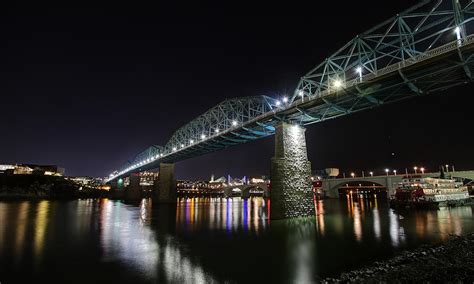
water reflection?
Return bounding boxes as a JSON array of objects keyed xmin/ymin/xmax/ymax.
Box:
[
  {"xmin": 1, "ymin": 198, "xmax": 474, "ymax": 283},
  {"xmin": 175, "ymin": 197, "xmax": 269, "ymax": 235},
  {"xmin": 33, "ymin": 201, "xmax": 50, "ymax": 267}
]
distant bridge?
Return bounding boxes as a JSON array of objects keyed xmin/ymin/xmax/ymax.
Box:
[
  {"xmin": 221, "ymin": 183, "xmax": 270, "ymax": 198},
  {"xmin": 322, "ymin": 170, "xmax": 474, "ymax": 198},
  {"xmin": 107, "ymin": 1, "xmax": 474, "ymax": 219}
]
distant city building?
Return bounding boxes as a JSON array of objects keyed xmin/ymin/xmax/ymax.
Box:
[
  {"xmin": 0, "ymin": 163, "xmax": 65, "ymax": 176},
  {"xmin": 66, "ymin": 176, "xmax": 108, "ymax": 190},
  {"xmin": 312, "ymin": 168, "xmax": 340, "ymax": 179}
]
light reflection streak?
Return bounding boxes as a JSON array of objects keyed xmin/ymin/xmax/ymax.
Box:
[
  {"xmin": 389, "ymin": 209, "xmax": 402, "ymax": 247},
  {"xmin": 15, "ymin": 202, "xmax": 29, "ymax": 264},
  {"xmin": 174, "ymin": 197, "xmax": 267, "ymax": 235},
  {"xmin": 373, "ymin": 207, "xmax": 381, "ymax": 241},
  {"xmin": 100, "ymin": 199, "xmax": 159, "ymax": 280},
  {"xmin": 99, "ymin": 199, "xmax": 219, "ymax": 282},
  {"xmin": 34, "ymin": 200, "xmax": 50, "ymax": 265},
  {"xmin": 353, "ymin": 202, "xmax": 362, "ymax": 242},
  {"xmin": 315, "ymin": 200, "xmax": 325, "ymax": 236},
  {"xmin": 0, "ymin": 203, "xmax": 6, "ymax": 255}
]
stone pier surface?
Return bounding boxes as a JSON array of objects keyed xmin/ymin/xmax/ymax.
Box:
[
  {"xmin": 109, "ymin": 179, "xmax": 124, "ymax": 199},
  {"xmin": 155, "ymin": 163, "xmax": 177, "ymax": 203},
  {"xmin": 126, "ymin": 173, "xmax": 141, "ymax": 200},
  {"xmin": 270, "ymin": 122, "xmax": 315, "ymax": 219}
]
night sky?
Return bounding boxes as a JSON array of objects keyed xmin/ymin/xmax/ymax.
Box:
[{"xmin": 2, "ymin": 1, "xmax": 474, "ymax": 179}]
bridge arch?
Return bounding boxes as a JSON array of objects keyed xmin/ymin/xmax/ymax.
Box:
[
  {"xmin": 324, "ymin": 178, "xmax": 392, "ymax": 199},
  {"xmin": 334, "ymin": 180, "xmax": 388, "ymax": 198}
]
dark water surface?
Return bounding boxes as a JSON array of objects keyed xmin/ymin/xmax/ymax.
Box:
[{"xmin": 1, "ymin": 197, "xmax": 474, "ymax": 283}]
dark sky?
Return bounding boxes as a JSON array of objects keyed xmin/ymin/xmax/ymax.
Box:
[{"xmin": 2, "ymin": 1, "xmax": 473, "ymax": 179}]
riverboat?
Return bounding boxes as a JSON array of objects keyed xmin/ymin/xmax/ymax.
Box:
[{"xmin": 390, "ymin": 175, "xmax": 470, "ymax": 209}]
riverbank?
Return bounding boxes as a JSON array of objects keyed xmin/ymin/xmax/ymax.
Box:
[
  {"xmin": 323, "ymin": 233, "xmax": 474, "ymax": 282},
  {"xmin": 0, "ymin": 174, "xmax": 108, "ymax": 200}
]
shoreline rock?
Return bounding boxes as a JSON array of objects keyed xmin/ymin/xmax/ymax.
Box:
[{"xmin": 323, "ymin": 233, "xmax": 474, "ymax": 283}]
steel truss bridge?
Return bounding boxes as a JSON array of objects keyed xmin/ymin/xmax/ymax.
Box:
[{"xmin": 107, "ymin": 0, "xmax": 474, "ymax": 182}]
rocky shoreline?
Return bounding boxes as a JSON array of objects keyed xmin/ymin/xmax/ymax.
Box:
[{"xmin": 323, "ymin": 234, "xmax": 474, "ymax": 283}]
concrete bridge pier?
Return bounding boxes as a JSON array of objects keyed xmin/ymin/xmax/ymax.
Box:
[
  {"xmin": 109, "ymin": 179, "xmax": 124, "ymax": 199},
  {"xmin": 154, "ymin": 163, "xmax": 177, "ymax": 203},
  {"xmin": 125, "ymin": 173, "xmax": 142, "ymax": 200},
  {"xmin": 270, "ymin": 122, "xmax": 315, "ymax": 220}
]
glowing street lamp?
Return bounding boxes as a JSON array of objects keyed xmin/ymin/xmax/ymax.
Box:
[
  {"xmin": 385, "ymin": 168, "xmax": 389, "ymax": 176},
  {"xmin": 455, "ymin": 26, "xmax": 461, "ymax": 41},
  {"xmin": 232, "ymin": 120, "xmax": 238, "ymax": 126},
  {"xmin": 369, "ymin": 171, "xmax": 373, "ymax": 177},
  {"xmin": 172, "ymin": 147, "xmax": 177, "ymax": 152},
  {"xmin": 393, "ymin": 170, "xmax": 397, "ymax": 176},
  {"xmin": 275, "ymin": 100, "xmax": 281, "ymax": 106},
  {"xmin": 420, "ymin": 167, "xmax": 425, "ymax": 174},
  {"xmin": 414, "ymin": 166, "xmax": 418, "ymax": 174},
  {"xmin": 283, "ymin": 97, "xmax": 289, "ymax": 103},
  {"xmin": 334, "ymin": 79, "xmax": 343, "ymax": 89},
  {"xmin": 190, "ymin": 139, "xmax": 194, "ymax": 144},
  {"xmin": 356, "ymin": 66, "xmax": 363, "ymax": 81},
  {"xmin": 201, "ymin": 134, "xmax": 206, "ymax": 140},
  {"xmin": 351, "ymin": 172, "xmax": 355, "ymax": 178},
  {"xmin": 298, "ymin": 90, "xmax": 304, "ymax": 97},
  {"xmin": 215, "ymin": 128, "xmax": 220, "ymax": 134}
]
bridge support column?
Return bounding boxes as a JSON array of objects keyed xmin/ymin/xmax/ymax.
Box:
[
  {"xmin": 154, "ymin": 163, "xmax": 177, "ymax": 203},
  {"xmin": 109, "ymin": 178, "xmax": 125, "ymax": 199},
  {"xmin": 126, "ymin": 173, "xmax": 142, "ymax": 200},
  {"xmin": 270, "ymin": 122, "xmax": 315, "ymax": 219}
]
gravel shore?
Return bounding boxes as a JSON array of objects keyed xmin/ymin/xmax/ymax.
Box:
[{"xmin": 323, "ymin": 233, "xmax": 474, "ymax": 283}]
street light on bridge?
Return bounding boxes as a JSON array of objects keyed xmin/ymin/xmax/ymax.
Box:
[
  {"xmin": 351, "ymin": 172, "xmax": 355, "ymax": 178},
  {"xmin": 455, "ymin": 26, "xmax": 462, "ymax": 41},
  {"xmin": 385, "ymin": 168, "xmax": 389, "ymax": 176},
  {"xmin": 393, "ymin": 170, "xmax": 397, "ymax": 176},
  {"xmin": 232, "ymin": 120, "xmax": 238, "ymax": 126},
  {"xmin": 356, "ymin": 66, "xmax": 363, "ymax": 81},
  {"xmin": 369, "ymin": 171, "xmax": 373, "ymax": 177},
  {"xmin": 420, "ymin": 167, "xmax": 425, "ymax": 174},
  {"xmin": 414, "ymin": 166, "xmax": 418, "ymax": 174}
]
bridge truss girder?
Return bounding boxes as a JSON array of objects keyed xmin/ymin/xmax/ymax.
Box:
[{"xmin": 107, "ymin": 0, "xmax": 474, "ymax": 182}]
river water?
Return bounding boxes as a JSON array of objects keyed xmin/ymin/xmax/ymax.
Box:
[{"xmin": 1, "ymin": 197, "xmax": 473, "ymax": 283}]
